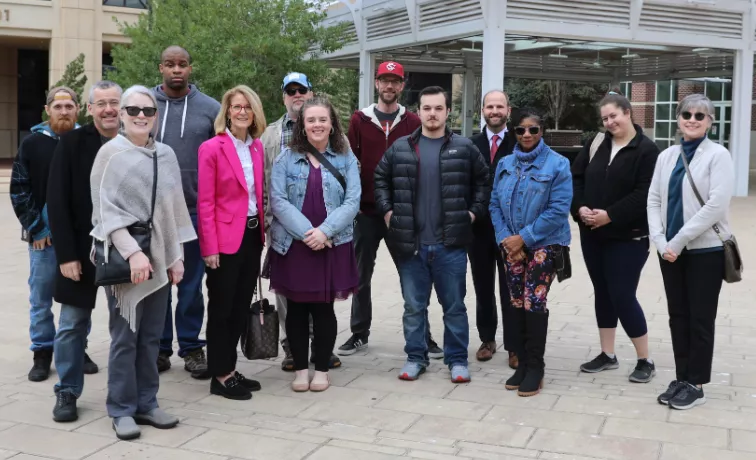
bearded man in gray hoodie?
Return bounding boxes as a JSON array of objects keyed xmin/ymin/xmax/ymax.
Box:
[{"xmin": 154, "ymin": 46, "xmax": 221, "ymax": 378}]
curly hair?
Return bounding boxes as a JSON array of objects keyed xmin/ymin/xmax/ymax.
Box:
[{"xmin": 289, "ymin": 97, "xmax": 348, "ymax": 154}]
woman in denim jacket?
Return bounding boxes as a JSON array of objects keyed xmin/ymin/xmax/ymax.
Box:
[
  {"xmin": 267, "ymin": 98, "xmax": 360, "ymax": 392},
  {"xmin": 489, "ymin": 108, "xmax": 572, "ymax": 397}
]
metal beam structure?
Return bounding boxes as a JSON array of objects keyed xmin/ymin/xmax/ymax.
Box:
[{"xmin": 318, "ymin": 0, "xmax": 755, "ymax": 196}]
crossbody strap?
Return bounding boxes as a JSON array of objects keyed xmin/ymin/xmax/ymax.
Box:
[
  {"xmin": 148, "ymin": 151, "xmax": 158, "ymax": 226},
  {"xmin": 306, "ymin": 143, "xmax": 347, "ymax": 191},
  {"xmin": 678, "ymin": 149, "xmax": 723, "ymax": 240}
]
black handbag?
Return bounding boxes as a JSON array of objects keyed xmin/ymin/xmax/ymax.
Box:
[
  {"xmin": 555, "ymin": 245, "xmax": 572, "ymax": 282},
  {"xmin": 93, "ymin": 153, "xmax": 158, "ymax": 286},
  {"xmin": 241, "ymin": 277, "xmax": 280, "ymax": 360},
  {"xmin": 679, "ymin": 151, "xmax": 742, "ymax": 283}
]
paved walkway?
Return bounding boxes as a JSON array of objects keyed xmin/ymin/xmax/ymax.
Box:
[{"xmin": 0, "ymin": 192, "xmax": 754, "ymax": 460}]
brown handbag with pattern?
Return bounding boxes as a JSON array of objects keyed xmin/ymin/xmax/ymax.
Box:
[{"xmin": 241, "ymin": 277, "xmax": 280, "ymax": 360}]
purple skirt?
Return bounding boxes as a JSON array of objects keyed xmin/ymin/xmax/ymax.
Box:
[{"xmin": 268, "ymin": 163, "xmax": 359, "ymax": 303}]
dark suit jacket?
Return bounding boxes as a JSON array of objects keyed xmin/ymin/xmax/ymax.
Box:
[
  {"xmin": 470, "ymin": 127, "xmax": 516, "ymax": 235},
  {"xmin": 47, "ymin": 124, "xmax": 103, "ymax": 309}
]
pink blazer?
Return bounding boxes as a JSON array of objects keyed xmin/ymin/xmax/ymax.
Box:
[{"xmin": 197, "ymin": 133, "xmax": 265, "ymax": 257}]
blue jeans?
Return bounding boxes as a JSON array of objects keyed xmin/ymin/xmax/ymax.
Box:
[
  {"xmin": 54, "ymin": 304, "xmax": 93, "ymax": 397},
  {"xmin": 28, "ymin": 245, "xmax": 57, "ymax": 351},
  {"xmin": 161, "ymin": 214, "xmax": 206, "ymax": 357},
  {"xmin": 398, "ymin": 244, "xmax": 469, "ymax": 368}
]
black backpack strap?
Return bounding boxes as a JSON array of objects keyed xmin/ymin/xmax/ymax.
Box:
[{"xmin": 306, "ymin": 143, "xmax": 346, "ymax": 191}]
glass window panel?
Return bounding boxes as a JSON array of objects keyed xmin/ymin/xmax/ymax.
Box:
[
  {"xmin": 706, "ymin": 82, "xmax": 723, "ymax": 101},
  {"xmin": 655, "ymin": 140, "xmax": 670, "ymax": 150},
  {"xmin": 656, "ymin": 103, "xmax": 670, "ymax": 120},
  {"xmin": 725, "ymin": 106, "xmax": 732, "ymax": 122},
  {"xmin": 671, "ymin": 81, "xmax": 678, "ymax": 101},
  {"xmin": 724, "ymin": 82, "xmax": 732, "ymax": 101},
  {"xmin": 672, "ymin": 103, "xmax": 678, "ymax": 118},
  {"xmin": 724, "ymin": 122, "xmax": 731, "ymax": 141},
  {"xmin": 657, "ymin": 81, "xmax": 671, "ymax": 102},
  {"xmin": 655, "ymin": 122, "xmax": 670, "ymax": 138}
]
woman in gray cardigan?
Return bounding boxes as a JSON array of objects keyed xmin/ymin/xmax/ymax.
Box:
[{"xmin": 647, "ymin": 93, "xmax": 734, "ymax": 411}]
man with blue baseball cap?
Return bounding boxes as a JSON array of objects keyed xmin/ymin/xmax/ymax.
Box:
[{"xmin": 261, "ymin": 72, "xmax": 342, "ymax": 371}]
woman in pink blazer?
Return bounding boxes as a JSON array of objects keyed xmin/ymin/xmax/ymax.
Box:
[{"xmin": 197, "ymin": 85, "xmax": 267, "ymax": 401}]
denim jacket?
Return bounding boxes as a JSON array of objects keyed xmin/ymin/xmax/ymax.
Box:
[
  {"xmin": 270, "ymin": 146, "xmax": 361, "ymax": 255},
  {"xmin": 490, "ymin": 140, "xmax": 572, "ymax": 249}
]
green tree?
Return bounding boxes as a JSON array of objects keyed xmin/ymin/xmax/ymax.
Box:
[
  {"xmin": 43, "ymin": 53, "xmax": 91, "ymax": 125},
  {"xmin": 108, "ymin": 0, "xmax": 355, "ymax": 124}
]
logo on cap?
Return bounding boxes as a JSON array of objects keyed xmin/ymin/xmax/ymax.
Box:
[{"xmin": 386, "ymin": 62, "xmax": 397, "ymax": 71}]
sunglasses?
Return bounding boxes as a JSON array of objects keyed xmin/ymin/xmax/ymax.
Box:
[
  {"xmin": 515, "ymin": 126, "xmax": 541, "ymax": 136},
  {"xmin": 124, "ymin": 106, "xmax": 157, "ymax": 117},
  {"xmin": 681, "ymin": 111, "xmax": 707, "ymax": 121},
  {"xmin": 285, "ymin": 87, "xmax": 309, "ymax": 96}
]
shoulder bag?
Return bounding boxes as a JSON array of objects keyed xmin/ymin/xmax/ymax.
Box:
[
  {"xmin": 93, "ymin": 152, "xmax": 158, "ymax": 286},
  {"xmin": 241, "ymin": 277, "xmax": 279, "ymax": 360},
  {"xmin": 305, "ymin": 143, "xmax": 346, "ymax": 191},
  {"xmin": 589, "ymin": 132, "xmax": 606, "ymax": 162},
  {"xmin": 679, "ymin": 151, "xmax": 742, "ymax": 283}
]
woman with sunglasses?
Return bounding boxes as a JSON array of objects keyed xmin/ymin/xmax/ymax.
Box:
[
  {"xmin": 571, "ymin": 90, "xmax": 659, "ymax": 383},
  {"xmin": 489, "ymin": 108, "xmax": 572, "ymax": 397},
  {"xmin": 197, "ymin": 85, "xmax": 267, "ymax": 401},
  {"xmin": 647, "ymin": 94, "xmax": 734, "ymax": 410},
  {"xmin": 90, "ymin": 85, "xmax": 195, "ymax": 440}
]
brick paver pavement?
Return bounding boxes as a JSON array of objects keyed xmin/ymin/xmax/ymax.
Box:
[{"xmin": 0, "ymin": 190, "xmax": 754, "ymax": 460}]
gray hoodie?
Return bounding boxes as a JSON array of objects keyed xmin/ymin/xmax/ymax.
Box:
[{"xmin": 154, "ymin": 84, "xmax": 221, "ymax": 214}]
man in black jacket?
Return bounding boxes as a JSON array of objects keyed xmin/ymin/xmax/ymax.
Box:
[
  {"xmin": 47, "ymin": 80, "xmax": 122, "ymax": 423},
  {"xmin": 374, "ymin": 86, "xmax": 489, "ymax": 383},
  {"xmin": 469, "ymin": 90, "xmax": 519, "ymax": 368},
  {"xmin": 10, "ymin": 86, "xmax": 97, "ymax": 383}
]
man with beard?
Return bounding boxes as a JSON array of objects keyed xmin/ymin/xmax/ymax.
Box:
[
  {"xmin": 374, "ymin": 86, "xmax": 489, "ymax": 382},
  {"xmin": 153, "ymin": 46, "xmax": 221, "ymax": 378},
  {"xmin": 11, "ymin": 86, "xmax": 98, "ymax": 383},
  {"xmin": 339, "ymin": 61, "xmax": 447, "ymax": 359},
  {"xmin": 469, "ymin": 90, "xmax": 518, "ymax": 367},
  {"xmin": 47, "ymin": 81, "xmax": 123, "ymax": 422},
  {"xmin": 262, "ymin": 72, "xmax": 342, "ymax": 371}
]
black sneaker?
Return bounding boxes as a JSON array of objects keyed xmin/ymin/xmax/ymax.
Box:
[
  {"xmin": 658, "ymin": 380, "xmax": 684, "ymax": 405},
  {"xmin": 580, "ymin": 352, "xmax": 619, "ymax": 373},
  {"xmin": 210, "ymin": 375, "xmax": 252, "ymax": 400},
  {"xmin": 52, "ymin": 391, "xmax": 78, "ymax": 422},
  {"xmin": 669, "ymin": 382, "xmax": 706, "ymax": 410},
  {"xmin": 234, "ymin": 372, "xmax": 262, "ymax": 392},
  {"xmin": 28, "ymin": 349, "xmax": 53, "ymax": 382},
  {"xmin": 428, "ymin": 337, "xmax": 443, "ymax": 360},
  {"xmin": 309, "ymin": 352, "xmax": 342, "ymax": 369},
  {"xmin": 83, "ymin": 353, "xmax": 99, "ymax": 375},
  {"xmin": 629, "ymin": 359, "xmax": 656, "ymax": 383},
  {"xmin": 281, "ymin": 348, "xmax": 295, "ymax": 372},
  {"xmin": 157, "ymin": 352, "xmax": 171, "ymax": 373},
  {"xmin": 184, "ymin": 348, "xmax": 210, "ymax": 379},
  {"xmin": 337, "ymin": 334, "xmax": 368, "ymax": 356}
]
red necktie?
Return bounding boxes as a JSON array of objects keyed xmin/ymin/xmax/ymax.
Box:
[{"xmin": 490, "ymin": 134, "xmax": 500, "ymax": 162}]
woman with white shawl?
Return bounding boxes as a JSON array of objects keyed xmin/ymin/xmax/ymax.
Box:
[{"xmin": 90, "ymin": 85, "xmax": 196, "ymax": 441}]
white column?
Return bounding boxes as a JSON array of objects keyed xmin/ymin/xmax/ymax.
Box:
[
  {"xmin": 358, "ymin": 50, "xmax": 375, "ymax": 109},
  {"xmin": 480, "ymin": 3, "xmax": 505, "ymax": 97},
  {"xmin": 461, "ymin": 67, "xmax": 475, "ymax": 136},
  {"xmin": 730, "ymin": 48, "xmax": 753, "ymax": 197}
]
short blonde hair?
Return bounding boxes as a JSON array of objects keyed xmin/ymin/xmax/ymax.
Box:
[{"xmin": 214, "ymin": 85, "xmax": 267, "ymax": 138}]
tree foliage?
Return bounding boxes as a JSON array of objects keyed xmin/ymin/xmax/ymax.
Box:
[
  {"xmin": 43, "ymin": 53, "xmax": 91, "ymax": 125},
  {"xmin": 108, "ymin": 0, "xmax": 357, "ymax": 123}
]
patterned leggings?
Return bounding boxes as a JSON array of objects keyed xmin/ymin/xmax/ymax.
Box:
[{"xmin": 503, "ymin": 246, "xmax": 558, "ymax": 313}]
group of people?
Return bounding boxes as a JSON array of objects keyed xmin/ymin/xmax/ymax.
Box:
[{"xmin": 10, "ymin": 47, "xmax": 733, "ymax": 444}]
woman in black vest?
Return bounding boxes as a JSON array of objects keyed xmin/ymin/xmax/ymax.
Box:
[{"xmin": 571, "ymin": 91, "xmax": 660, "ymax": 383}]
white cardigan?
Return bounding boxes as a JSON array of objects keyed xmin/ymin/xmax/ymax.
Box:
[{"xmin": 647, "ymin": 138, "xmax": 734, "ymax": 256}]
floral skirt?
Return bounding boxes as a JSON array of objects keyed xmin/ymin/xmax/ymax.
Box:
[{"xmin": 503, "ymin": 245, "xmax": 559, "ymax": 313}]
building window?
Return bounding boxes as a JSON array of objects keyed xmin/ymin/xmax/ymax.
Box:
[
  {"xmin": 703, "ymin": 80, "xmax": 732, "ymax": 148},
  {"xmin": 654, "ymin": 80, "xmax": 678, "ymax": 150},
  {"xmin": 620, "ymin": 81, "xmax": 632, "ymax": 99},
  {"xmin": 102, "ymin": 0, "xmax": 149, "ymax": 8}
]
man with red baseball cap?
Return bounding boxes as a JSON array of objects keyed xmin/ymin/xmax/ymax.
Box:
[{"xmin": 338, "ymin": 62, "xmax": 441, "ymax": 358}]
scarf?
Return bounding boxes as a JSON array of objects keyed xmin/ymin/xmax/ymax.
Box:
[
  {"xmin": 514, "ymin": 138, "xmax": 547, "ymax": 163},
  {"xmin": 90, "ymin": 134, "xmax": 196, "ymax": 331}
]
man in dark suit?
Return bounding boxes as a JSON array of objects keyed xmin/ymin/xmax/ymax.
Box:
[
  {"xmin": 469, "ymin": 90, "xmax": 519, "ymax": 367},
  {"xmin": 47, "ymin": 81, "xmax": 123, "ymax": 423}
]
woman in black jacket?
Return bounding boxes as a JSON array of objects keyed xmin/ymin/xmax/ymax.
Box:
[{"xmin": 571, "ymin": 91, "xmax": 660, "ymax": 383}]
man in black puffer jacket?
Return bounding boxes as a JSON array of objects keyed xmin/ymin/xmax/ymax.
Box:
[{"xmin": 374, "ymin": 86, "xmax": 489, "ymax": 384}]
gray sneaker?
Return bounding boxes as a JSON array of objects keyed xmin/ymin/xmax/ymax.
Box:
[
  {"xmin": 427, "ymin": 338, "xmax": 444, "ymax": 360},
  {"xmin": 134, "ymin": 408, "xmax": 179, "ymax": 429},
  {"xmin": 112, "ymin": 416, "xmax": 140, "ymax": 440},
  {"xmin": 629, "ymin": 359, "xmax": 656, "ymax": 383},
  {"xmin": 184, "ymin": 348, "xmax": 209, "ymax": 379}
]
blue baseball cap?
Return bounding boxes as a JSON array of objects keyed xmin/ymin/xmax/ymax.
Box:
[{"xmin": 281, "ymin": 72, "xmax": 312, "ymax": 91}]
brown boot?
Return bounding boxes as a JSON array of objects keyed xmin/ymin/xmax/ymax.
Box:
[
  {"xmin": 476, "ymin": 341, "xmax": 496, "ymax": 361},
  {"xmin": 508, "ymin": 351, "xmax": 519, "ymax": 370}
]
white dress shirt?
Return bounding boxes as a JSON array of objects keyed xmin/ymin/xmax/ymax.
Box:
[
  {"xmin": 226, "ymin": 128, "xmax": 257, "ymax": 217},
  {"xmin": 486, "ymin": 126, "xmax": 507, "ymax": 150}
]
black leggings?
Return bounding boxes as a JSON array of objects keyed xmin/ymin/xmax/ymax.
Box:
[{"xmin": 285, "ymin": 300, "xmax": 337, "ymax": 372}]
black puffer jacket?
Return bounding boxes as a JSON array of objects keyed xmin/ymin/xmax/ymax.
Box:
[{"xmin": 374, "ymin": 127, "xmax": 490, "ymax": 260}]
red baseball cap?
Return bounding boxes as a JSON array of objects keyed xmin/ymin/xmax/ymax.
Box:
[{"xmin": 376, "ymin": 61, "xmax": 404, "ymax": 80}]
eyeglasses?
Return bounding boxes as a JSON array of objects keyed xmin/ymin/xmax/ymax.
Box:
[
  {"xmin": 285, "ymin": 87, "xmax": 309, "ymax": 96},
  {"xmin": 124, "ymin": 106, "xmax": 157, "ymax": 117},
  {"xmin": 681, "ymin": 111, "xmax": 707, "ymax": 121},
  {"xmin": 230, "ymin": 105, "xmax": 253, "ymax": 114},
  {"xmin": 378, "ymin": 78, "xmax": 403, "ymax": 86},
  {"xmin": 93, "ymin": 100, "xmax": 120, "ymax": 109},
  {"xmin": 514, "ymin": 126, "xmax": 541, "ymax": 136}
]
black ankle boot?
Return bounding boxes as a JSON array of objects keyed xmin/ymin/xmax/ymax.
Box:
[
  {"xmin": 518, "ymin": 311, "xmax": 549, "ymax": 397},
  {"xmin": 505, "ymin": 352, "xmax": 527, "ymax": 390}
]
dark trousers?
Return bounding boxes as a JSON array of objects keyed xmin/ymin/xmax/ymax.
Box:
[
  {"xmin": 581, "ymin": 232, "xmax": 649, "ymax": 339},
  {"xmin": 286, "ymin": 300, "xmax": 337, "ymax": 372},
  {"xmin": 206, "ymin": 224, "xmax": 263, "ymax": 377},
  {"xmin": 660, "ymin": 251, "xmax": 724, "ymax": 385},
  {"xmin": 468, "ymin": 219, "xmax": 516, "ymax": 350},
  {"xmin": 350, "ymin": 212, "xmax": 391, "ymax": 336}
]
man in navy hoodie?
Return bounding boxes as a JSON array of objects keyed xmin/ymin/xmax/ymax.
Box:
[{"xmin": 153, "ymin": 46, "xmax": 221, "ymax": 378}]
